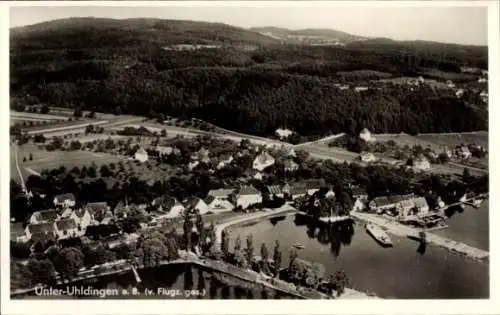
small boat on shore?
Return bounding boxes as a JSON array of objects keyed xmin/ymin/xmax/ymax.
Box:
[
  {"xmin": 292, "ymin": 242, "xmax": 305, "ymax": 250},
  {"xmin": 366, "ymin": 223, "xmax": 393, "ymax": 247}
]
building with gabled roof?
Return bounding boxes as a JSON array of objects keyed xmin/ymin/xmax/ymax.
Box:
[
  {"xmin": 266, "ymin": 185, "xmax": 285, "ymax": 199},
  {"xmin": 25, "ymin": 222, "xmax": 56, "ymax": 240},
  {"xmin": 55, "ymin": 218, "xmax": 79, "ymax": 239},
  {"xmin": 253, "ymin": 151, "xmax": 275, "ymax": 171},
  {"xmin": 232, "ymin": 185, "xmax": 262, "ymax": 209},
  {"xmin": 205, "ymin": 195, "xmax": 235, "ymax": 212},
  {"xmin": 53, "ymin": 193, "xmax": 76, "ymax": 208},
  {"xmin": 29, "ymin": 209, "xmax": 59, "ymax": 224},
  {"xmin": 183, "ymin": 197, "xmax": 209, "ymax": 215},
  {"xmin": 368, "ymin": 194, "xmax": 415, "ymax": 213},
  {"xmin": 134, "ymin": 147, "xmax": 149, "ymax": 163}
]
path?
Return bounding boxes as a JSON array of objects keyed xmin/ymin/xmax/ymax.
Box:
[
  {"xmin": 351, "ymin": 211, "xmax": 488, "ymax": 261},
  {"xmin": 13, "ymin": 144, "xmax": 26, "ymax": 193},
  {"xmin": 294, "ymin": 133, "xmax": 345, "ymax": 148},
  {"xmin": 214, "ymin": 205, "xmax": 297, "ymax": 250}
]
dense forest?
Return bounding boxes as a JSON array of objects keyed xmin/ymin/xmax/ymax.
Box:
[{"xmin": 10, "ymin": 18, "xmax": 488, "ymax": 137}]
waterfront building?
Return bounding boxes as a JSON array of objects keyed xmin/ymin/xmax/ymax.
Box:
[
  {"xmin": 232, "ymin": 185, "xmax": 262, "ymax": 209},
  {"xmin": 368, "ymin": 194, "xmax": 415, "ymax": 213}
]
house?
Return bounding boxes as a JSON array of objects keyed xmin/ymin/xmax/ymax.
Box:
[
  {"xmin": 84, "ymin": 202, "xmax": 110, "ymax": 223},
  {"xmin": 232, "ymin": 185, "xmax": 262, "ymax": 209},
  {"xmin": 183, "ymin": 197, "xmax": 209, "ymax": 215},
  {"xmin": 351, "ymin": 186, "xmax": 368, "ymax": 202},
  {"xmin": 266, "ymin": 185, "xmax": 285, "ymax": 199},
  {"xmin": 70, "ymin": 208, "xmax": 93, "ymax": 230},
  {"xmin": 207, "ymin": 189, "xmax": 235, "ymax": 200},
  {"xmin": 25, "ymin": 222, "xmax": 56, "ymax": 241},
  {"xmin": 284, "ymin": 159, "xmax": 299, "ymax": 172},
  {"xmin": 30, "ymin": 232, "xmax": 57, "ymax": 244},
  {"xmin": 442, "ymin": 146, "xmax": 453, "ymax": 159},
  {"xmin": 253, "ymin": 151, "xmax": 275, "ymax": 171},
  {"xmin": 205, "ymin": 195, "xmax": 235, "ymax": 212},
  {"xmin": 191, "ymin": 148, "xmax": 210, "ymax": 163},
  {"xmin": 283, "ymin": 183, "xmax": 307, "ymax": 200},
  {"xmin": 359, "ymin": 152, "xmax": 376, "ymax": 163},
  {"xmin": 304, "ymin": 179, "xmax": 326, "ymax": 195},
  {"xmin": 275, "ymin": 128, "xmax": 293, "ymax": 139},
  {"xmin": 55, "ymin": 219, "xmax": 79, "ymax": 239},
  {"xmin": 29, "ymin": 210, "xmax": 58, "ymax": 224},
  {"xmin": 455, "ymin": 89, "xmax": 465, "ymax": 98},
  {"xmin": 53, "ymin": 193, "xmax": 76, "ymax": 208},
  {"xmin": 456, "ymin": 146, "xmax": 472, "ymax": 159},
  {"xmin": 134, "ymin": 147, "xmax": 149, "ymax": 163},
  {"xmin": 411, "ymin": 156, "xmax": 431, "ymax": 171},
  {"xmin": 216, "ymin": 155, "xmax": 234, "ymax": 170},
  {"xmin": 11, "ymin": 222, "xmax": 27, "ymax": 242},
  {"xmin": 352, "ymin": 198, "xmax": 365, "ymax": 212},
  {"xmin": 368, "ymin": 194, "xmax": 415, "ymax": 213},
  {"xmin": 359, "ymin": 128, "xmax": 375, "ymax": 142},
  {"xmin": 396, "ymin": 197, "xmax": 429, "ymax": 218},
  {"xmin": 152, "ymin": 195, "xmax": 185, "ymax": 218},
  {"xmin": 188, "ymin": 161, "xmax": 200, "ymax": 171}
]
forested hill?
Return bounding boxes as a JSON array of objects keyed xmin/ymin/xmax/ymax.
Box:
[{"xmin": 10, "ymin": 18, "xmax": 488, "ymax": 137}]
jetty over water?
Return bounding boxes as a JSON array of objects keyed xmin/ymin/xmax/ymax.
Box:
[{"xmin": 351, "ymin": 211, "xmax": 488, "ymax": 261}]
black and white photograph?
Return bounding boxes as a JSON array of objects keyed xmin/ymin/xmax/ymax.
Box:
[{"xmin": 2, "ymin": 0, "xmax": 498, "ymax": 311}]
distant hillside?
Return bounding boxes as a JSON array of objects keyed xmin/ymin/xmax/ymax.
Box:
[
  {"xmin": 10, "ymin": 17, "xmax": 488, "ymax": 138},
  {"xmin": 11, "ymin": 17, "xmax": 280, "ymax": 51},
  {"xmin": 249, "ymin": 26, "xmax": 365, "ymax": 45}
]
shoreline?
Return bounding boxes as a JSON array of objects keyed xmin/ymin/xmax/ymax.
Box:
[{"xmin": 351, "ymin": 211, "xmax": 488, "ymax": 262}]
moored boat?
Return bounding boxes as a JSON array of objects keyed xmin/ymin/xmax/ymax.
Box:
[{"xmin": 366, "ymin": 223, "xmax": 393, "ymax": 247}]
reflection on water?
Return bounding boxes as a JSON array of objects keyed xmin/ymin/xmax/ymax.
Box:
[
  {"xmin": 417, "ymin": 242, "xmax": 427, "ymax": 255},
  {"xmin": 269, "ymin": 215, "xmax": 286, "ymax": 226},
  {"xmin": 445, "ymin": 205, "xmax": 465, "ymax": 218},
  {"xmin": 296, "ymin": 214, "xmax": 355, "ymax": 258}
]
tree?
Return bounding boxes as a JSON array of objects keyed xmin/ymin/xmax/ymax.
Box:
[
  {"xmin": 40, "ymin": 105, "xmax": 49, "ymax": 114},
  {"xmin": 245, "ymin": 234, "xmax": 254, "ymax": 264},
  {"xmin": 260, "ymin": 243, "xmax": 270, "ymax": 275},
  {"xmin": 183, "ymin": 211, "xmax": 193, "ymax": 252},
  {"xmin": 234, "ymin": 235, "xmax": 242, "ymax": 252},
  {"xmin": 273, "ymin": 240, "xmax": 282, "ymax": 277},
  {"xmin": 160, "ymin": 129, "xmax": 167, "ymax": 137},
  {"xmin": 328, "ymin": 270, "xmax": 351, "ymax": 297},
  {"xmin": 26, "ymin": 258, "xmax": 56, "ymax": 285},
  {"xmin": 53, "ymin": 247, "xmax": 85, "ymax": 279},
  {"xmin": 23, "ymin": 156, "xmax": 27, "ymax": 162},
  {"xmin": 73, "ymin": 107, "xmax": 83, "ymax": 118},
  {"xmin": 100, "ymin": 165, "xmax": 113, "ymax": 177},
  {"xmin": 221, "ymin": 230, "xmax": 230, "ymax": 259},
  {"xmin": 29, "ymin": 153, "xmax": 33, "ymax": 161},
  {"xmin": 462, "ymin": 168, "xmax": 472, "ymax": 183}
]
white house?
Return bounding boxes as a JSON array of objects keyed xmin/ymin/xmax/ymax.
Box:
[
  {"xmin": 163, "ymin": 197, "xmax": 186, "ymax": 218},
  {"xmin": 456, "ymin": 146, "xmax": 472, "ymax": 159},
  {"xmin": 183, "ymin": 197, "xmax": 209, "ymax": 215},
  {"xmin": 359, "ymin": 128, "xmax": 375, "ymax": 142},
  {"xmin": 369, "ymin": 194, "xmax": 415, "ymax": 213},
  {"xmin": 253, "ymin": 151, "xmax": 275, "ymax": 171},
  {"xmin": 359, "ymin": 152, "xmax": 376, "ymax": 163},
  {"xmin": 134, "ymin": 147, "xmax": 149, "ymax": 163},
  {"xmin": 284, "ymin": 159, "xmax": 299, "ymax": 172},
  {"xmin": 275, "ymin": 128, "xmax": 293, "ymax": 139},
  {"xmin": 70, "ymin": 208, "xmax": 93, "ymax": 230},
  {"xmin": 396, "ymin": 197, "xmax": 429, "ymax": 218},
  {"xmin": 352, "ymin": 198, "xmax": 365, "ymax": 212},
  {"xmin": 216, "ymin": 155, "xmax": 234, "ymax": 170},
  {"xmin": 55, "ymin": 219, "xmax": 79, "ymax": 239},
  {"xmin": 29, "ymin": 210, "xmax": 59, "ymax": 224},
  {"xmin": 412, "ymin": 156, "xmax": 431, "ymax": 171},
  {"xmin": 53, "ymin": 193, "xmax": 76, "ymax": 208},
  {"xmin": 205, "ymin": 189, "xmax": 235, "ymax": 212},
  {"xmin": 232, "ymin": 185, "xmax": 262, "ymax": 209}
]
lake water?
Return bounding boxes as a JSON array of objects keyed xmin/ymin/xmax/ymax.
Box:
[{"xmin": 229, "ymin": 213, "xmax": 489, "ymax": 299}]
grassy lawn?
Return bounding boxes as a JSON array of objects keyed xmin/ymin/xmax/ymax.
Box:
[
  {"xmin": 11, "ymin": 143, "xmax": 125, "ymax": 183},
  {"xmin": 373, "ymin": 133, "xmax": 442, "ymax": 150},
  {"xmin": 416, "ymin": 132, "xmax": 488, "ymax": 149}
]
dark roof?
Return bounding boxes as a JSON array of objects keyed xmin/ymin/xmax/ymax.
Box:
[
  {"xmin": 371, "ymin": 194, "xmax": 415, "ymax": 207},
  {"xmin": 238, "ymin": 185, "xmax": 260, "ymax": 196},
  {"xmin": 54, "ymin": 193, "xmax": 76, "ymax": 203},
  {"xmin": 304, "ymin": 179, "xmax": 326, "ymax": 190},
  {"xmin": 30, "ymin": 232, "xmax": 57, "ymax": 243},
  {"xmin": 28, "ymin": 222, "xmax": 55, "ymax": 234},
  {"xmin": 183, "ymin": 197, "xmax": 205, "ymax": 209},
  {"xmin": 85, "ymin": 202, "xmax": 108, "ymax": 215},
  {"xmin": 55, "ymin": 219, "xmax": 77, "ymax": 231},
  {"xmin": 204, "ymin": 195, "xmax": 216, "ymax": 205},
  {"xmin": 351, "ymin": 187, "xmax": 367, "ymax": 197},
  {"xmin": 267, "ymin": 185, "xmax": 283, "ymax": 195},
  {"xmin": 33, "ymin": 210, "xmax": 58, "ymax": 222},
  {"xmin": 290, "ymin": 184, "xmax": 307, "ymax": 195}
]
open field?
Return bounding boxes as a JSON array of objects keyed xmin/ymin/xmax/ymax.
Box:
[
  {"xmin": 373, "ymin": 133, "xmax": 442, "ymax": 150},
  {"xmin": 416, "ymin": 132, "xmax": 488, "ymax": 149},
  {"xmin": 10, "ymin": 143, "xmax": 125, "ymax": 183}
]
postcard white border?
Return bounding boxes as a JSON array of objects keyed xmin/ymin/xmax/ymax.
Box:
[{"xmin": 1, "ymin": 1, "xmax": 499, "ymax": 314}]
